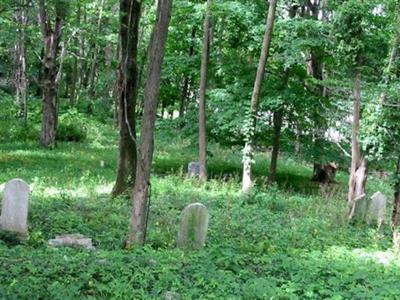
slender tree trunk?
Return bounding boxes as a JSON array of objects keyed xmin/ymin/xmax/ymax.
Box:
[
  {"xmin": 112, "ymin": 0, "xmax": 141, "ymax": 198},
  {"xmin": 348, "ymin": 54, "xmax": 368, "ymax": 219},
  {"xmin": 267, "ymin": 109, "xmax": 283, "ymax": 184},
  {"xmin": 295, "ymin": 125, "xmax": 301, "ymax": 157},
  {"xmin": 70, "ymin": 3, "xmax": 81, "ymax": 106},
  {"xmin": 242, "ymin": 0, "xmax": 277, "ymax": 193},
  {"xmin": 38, "ymin": 0, "xmax": 65, "ymax": 148},
  {"xmin": 80, "ymin": 7, "xmax": 88, "ymax": 90},
  {"xmin": 392, "ymin": 156, "xmax": 400, "ymax": 229},
  {"xmin": 88, "ymin": 0, "xmax": 106, "ymax": 100},
  {"xmin": 179, "ymin": 76, "xmax": 190, "ymax": 117},
  {"xmin": 267, "ymin": 67, "xmax": 290, "ymax": 184},
  {"xmin": 392, "ymin": 156, "xmax": 400, "ymax": 251},
  {"xmin": 310, "ymin": 51, "xmax": 326, "ymax": 182},
  {"xmin": 179, "ymin": 27, "xmax": 196, "ymax": 118},
  {"xmin": 14, "ymin": 0, "xmax": 28, "ymax": 122},
  {"xmin": 127, "ymin": 0, "xmax": 173, "ymax": 247},
  {"xmin": 113, "ymin": 34, "xmax": 121, "ymax": 127},
  {"xmin": 198, "ymin": 0, "xmax": 212, "ymax": 182}
]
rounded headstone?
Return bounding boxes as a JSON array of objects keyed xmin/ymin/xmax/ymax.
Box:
[
  {"xmin": 177, "ymin": 202, "xmax": 209, "ymax": 249},
  {"xmin": 0, "ymin": 178, "xmax": 30, "ymax": 236}
]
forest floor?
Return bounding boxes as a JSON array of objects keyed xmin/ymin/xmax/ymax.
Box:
[{"xmin": 0, "ymin": 119, "xmax": 399, "ymax": 299}]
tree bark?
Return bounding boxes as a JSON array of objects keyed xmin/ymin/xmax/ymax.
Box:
[
  {"xmin": 179, "ymin": 27, "xmax": 196, "ymax": 118},
  {"xmin": 69, "ymin": 3, "xmax": 81, "ymax": 106},
  {"xmin": 88, "ymin": 0, "xmax": 106, "ymax": 100},
  {"xmin": 79, "ymin": 7, "xmax": 88, "ymax": 90},
  {"xmin": 38, "ymin": 0, "xmax": 65, "ymax": 148},
  {"xmin": 310, "ymin": 50, "xmax": 326, "ymax": 182},
  {"xmin": 112, "ymin": 0, "xmax": 141, "ymax": 198},
  {"xmin": 306, "ymin": 0, "xmax": 327, "ymax": 182},
  {"xmin": 198, "ymin": 0, "xmax": 211, "ymax": 182},
  {"xmin": 242, "ymin": 0, "xmax": 277, "ymax": 193},
  {"xmin": 267, "ymin": 109, "xmax": 283, "ymax": 184},
  {"xmin": 127, "ymin": 0, "xmax": 173, "ymax": 247},
  {"xmin": 267, "ymin": 67, "xmax": 290, "ymax": 184},
  {"xmin": 392, "ymin": 156, "xmax": 400, "ymax": 229},
  {"xmin": 14, "ymin": 0, "xmax": 28, "ymax": 121},
  {"xmin": 348, "ymin": 54, "xmax": 368, "ymax": 220}
]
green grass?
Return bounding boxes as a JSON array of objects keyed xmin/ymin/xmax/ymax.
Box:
[{"xmin": 0, "ymin": 120, "xmax": 399, "ymax": 299}]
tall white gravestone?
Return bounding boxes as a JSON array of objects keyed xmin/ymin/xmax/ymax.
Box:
[
  {"xmin": 177, "ymin": 202, "xmax": 209, "ymax": 249},
  {"xmin": 0, "ymin": 179, "xmax": 30, "ymax": 236}
]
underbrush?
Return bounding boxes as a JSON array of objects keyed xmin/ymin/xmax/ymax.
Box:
[{"xmin": 0, "ymin": 120, "xmax": 399, "ymax": 299}]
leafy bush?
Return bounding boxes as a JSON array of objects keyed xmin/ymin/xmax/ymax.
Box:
[{"xmin": 56, "ymin": 109, "xmax": 88, "ymax": 142}]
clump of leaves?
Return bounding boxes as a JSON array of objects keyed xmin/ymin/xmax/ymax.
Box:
[{"xmin": 56, "ymin": 109, "xmax": 88, "ymax": 142}]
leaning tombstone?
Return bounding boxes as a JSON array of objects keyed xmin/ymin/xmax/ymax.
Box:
[
  {"xmin": 366, "ymin": 191, "xmax": 387, "ymax": 227},
  {"xmin": 187, "ymin": 162, "xmax": 200, "ymax": 177},
  {"xmin": 0, "ymin": 178, "xmax": 30, "ymax": 238},
  {"xmin": 177, "ymin": 203, "xmax": 209, "ymax": 250},
  {"xmin": 351, "ymin": 194, "xmax": 369, "ymax": 223}
]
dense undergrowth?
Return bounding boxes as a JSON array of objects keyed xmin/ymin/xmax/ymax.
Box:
[{"xmin": 0, "ymin": 113, "xmax": 398, "ymax": 299}]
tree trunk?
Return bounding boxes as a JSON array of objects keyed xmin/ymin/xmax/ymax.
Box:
[
  {"xmin": 127, "ymin": 0, "xmax": 173, "ymax": 247},
  {"xmin": 112, "ymin": 0, "xmax": 141, "ymax": 198},
  {"xmin": 242, "ymin": 0, "xmax": 277, "ymax": 193},
  {"xmin": 70, "ymin": 3, "xmax": 81, "ymax": 106},
  {"xmin": 179, "ymin": 27, "xmax": 196, "ymax": 118},
  {"xmin": 348, "ymin": 54, "xmax": 368, "ymax": 220},
  {"xmin": 267, "ymin": 109, "xmax": 283, "ymax": 184},
  {"xmin": 38, "ymin": 0, "xmax": 65, "ymax": 148},
  {"xmin": 198, "ymin": 0, "xmax": 211, "ymax": 182},
  {"xmin": 14, "ymin": 0, "xmax": 28, "ymax": 121},
  {"xmin": 392, "ymin": 156, "xmax": 400, "ymax": 251},
  {"xmin": 80, "ymin": 7, "xmax": 88, "ymax": 90},
  {"xmin": 392, "ymin": 156, "xmax": 400, "ymax": 229},
  {"xmin": 88, "ymin": 0, "xmax": 106, "ymax": 100},
  {"xmin": 310, "ymin": 51, "xmax": 326, "ymax": 182},
  {"xmin": 295, "ymin": 125, "xmax": 301, "ymax": 157},
  {"xmin": 267, "ymin": 67, "xmax": 290, "ymax": 184}
]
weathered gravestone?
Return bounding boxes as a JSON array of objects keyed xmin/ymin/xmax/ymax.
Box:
[
  {"xmin": 366, "ymin": 191, "xmax": 387, "ymax": 226},
  {"xmin": 0, "ymin": 178, "xmax": 30, "ymax": 237},
  {"xmin": 351, "ymin": 194, "xmax": 369, "ymax": 222},
  {"xmin": 187, "ymin": 162, "xmax": 200, "ymax": 177},
  {"xmin": 164, "ymin": 291, "xmax": 181, "ymax": 300},
  {"xmin": 177, "ymin": 203, "xmax": 209, "ymax": 249}
]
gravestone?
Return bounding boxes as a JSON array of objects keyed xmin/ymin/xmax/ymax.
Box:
[
  {"xmin": 352, "ymin": 194, "xmax": 369, "ymax": 222},
  {"xmin": 0, "ymin": 178, "xmax": 30, "ymax": 236},
  {"xmin": 48, "ymin": 233, "xmax": 95, "ymax": 250},
  {"xmin": 164, "ymin": 291, "xmax": 181, "ymax": 300},
  {"xmin": 366, "ymin": 191, "xmax": 387, "ymax": 226},
  {"xmin": 177, "ymin": 202, "xmax": 209, "ymax": 249},
  {"xmin": 187, "ymin": 162, "xmax": 200, "ymax": 177}
]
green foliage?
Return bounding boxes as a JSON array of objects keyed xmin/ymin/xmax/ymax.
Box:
[
  {"xmin": 0, "ymin": 123, "xmax": 398, "ymax": 299},
  {"xmin": 56, "ymin": 109, "xmax": 88, "ymax": 142}
]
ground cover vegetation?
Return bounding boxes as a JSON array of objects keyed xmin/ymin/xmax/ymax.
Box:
[{"xmin": 1, "ymin": 0, "xmax": 400, "ymax": 298}]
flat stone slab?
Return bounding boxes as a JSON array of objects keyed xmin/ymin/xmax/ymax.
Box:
[{"xmin": 48, "ymin": 233, "xmax": 95, "ymax": 250}]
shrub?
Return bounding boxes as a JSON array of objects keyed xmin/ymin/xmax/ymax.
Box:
[{"xmin": 56, "ymin": 109, "xmax": 87, "ymax": 142}]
